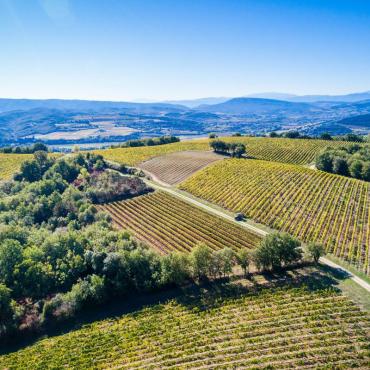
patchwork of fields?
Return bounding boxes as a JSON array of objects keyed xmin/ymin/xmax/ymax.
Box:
[
  {"xmin": 101, "ymin": 191, "xmax": 261, "ymax": 254},
  {"xmin": 180, "ymin": 159, "xmax": 370, "ymax": 273},
  {"xmin": 1, "ymin": 286, "xmax": 368, "ymax": 369},
  {"xmin": 0, "ymin": 153, "xmax": 32, "ymax": 180},
  {"xmin": 96, "ymin": 136, "xmax": 353, "ymax": 167},
  {"xmin": 139, "ymin": 150, "xmax": 225, "ymax": 185}
]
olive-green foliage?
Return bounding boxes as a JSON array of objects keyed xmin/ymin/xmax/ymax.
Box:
[
  {"xmin": 254, "ymin": 233, "xmax": 302, "ymax": 271},
  {"xmin": 237, "ymin": 249, "xmax": 251, "ymax": 276},
  {"xmin": 307, "ymin": 242, "xmax": 326, "ymax": 264},
  {"xmin": 0, "ymin": 284, "xmax": 17, "ymax": 337},
  {"xmin": 190, "ymin": 243, "xmax": 213, "ymax": 280},
  {"xmin": 316, "ymin": 144, "xmax": 370, "ymax": 181}
]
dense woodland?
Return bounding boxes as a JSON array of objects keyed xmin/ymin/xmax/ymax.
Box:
[{"xmin": 316, "ymin": 144, "xmax": 370, "ymax": 181}]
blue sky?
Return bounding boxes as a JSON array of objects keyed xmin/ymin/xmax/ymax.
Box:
[{"xmin": 1, "ymin": 0, "xmax": 370, "ymax": 101}]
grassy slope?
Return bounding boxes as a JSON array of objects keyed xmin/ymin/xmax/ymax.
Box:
[
  {"xmin": 180, "ymin": 158, "xmax": 370, "ymax": 274},
  {"xmin": 1, "ymin": 268, "xmax": 369, "ymax": 369}
]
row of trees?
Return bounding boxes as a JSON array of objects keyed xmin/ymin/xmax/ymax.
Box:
[
  {"xmin": 270, "ymin": 131, "xmax": 367, "ymax": 142},
  {"xmin": 210, "ymin": 140, "xmax": 246, "ymax": 158},
  {"xmin": 316, "ymin": 144, "xmax": 370, "ymax": 181},
  {"xmin": 0, "ymin": 224, "xmax": 324, "ymax": 343},
  {"xmin": 35, "ymin": 234, "xmax": 325, "ymax": 326},
  {"xmin": 110, "ymin": 135, "xmax": 180, "ymax": 149},
  {"xmin": 0, "ymin": 142, "xmax": 49, "ymax": 154}
]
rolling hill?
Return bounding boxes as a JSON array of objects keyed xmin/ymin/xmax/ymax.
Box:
[{"xmin": 196, "ymin": 97, "xmax": 318, "ymax": 114}]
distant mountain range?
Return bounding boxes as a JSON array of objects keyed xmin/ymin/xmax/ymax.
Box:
[
  {"xmin": 162, "ymin": 91, "xmax": 370, "ymax": 107},
  {"xmin": 0, "ymin": 98, "xmax": 186, "ymax": 114},
  {"xmin": 1, "ymin": 93, "xmax": 370, "ymax": 146},
  {"xmin": 261, "ymin": 91, "xmax": 370, "ymax": 103},
  {"xmin": 195, "ymin": 98, "xmax": 317, "ymax": 115}
]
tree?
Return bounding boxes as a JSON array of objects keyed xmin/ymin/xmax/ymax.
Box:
[
  {"xmin": 316, "ymin": 152, "xmax": 333, "ymax": 172},
  {"xmin": 210, "ymin": 140, "xmax": 228, "ymax": 154},
  {"xmin": 349, "ymin": 160, "xmax": 363, "ymax": 179},
  {"xmin": 269, "ymin": 131, "xmax": 279, "ymax": 138},
  {"xmin": 362, "ymin": 162, "xmax": 370, "ymax": 181},
  {"xmin": 190, "ymin": 243, "xmax": 212, "ymax": 280},
  {"xmin": 210, "ymin": 248, "xmax": 235, "ymax": 278},
  {"xmin": 49, "ymin": 159, "xmax": 80, "ymax": 183},
  {"xmin": 343, "ymin": 133, "xmax": 364, "ymax": 142},
  {"xmin": 236, "ymin": 249, "xmax": 250, "ymax": 277},
  {"xmin": 209, "ymin": 251, "xmax": 224, "ymax": 279},
  {"xmin": 320, "ymin": 133, "xmax": 333, "ymax": 141},
  {"xmin": 285, "ymin": 131, "xmax": 300, "ymax": 139},
  {"xmin": 0, "ymin": 283, "xmax": 16, "ymax": 336},
  {"xmin": 209, "ymin": 133, "xmax": 218, "ymax": 139},
  {"xmin": 218, "ymin": 248, "xmax": 235, "ymax": 277},
  {"xmin": 19, "ymin": 159, "xmax": 42, "ymax": 182},
  {"xmin": 0, "ymin": 283, "xmax": 13, "ymax": 318},
  {"xmin": 274, "ymin": 233, "xmax": 302, "ymax": 267},
  {"xmin": 254, "ymin": 233, "xmax": 302, "ymax": 271},
  {"xmin": 332, "ymin": 157, "xmax": 349, "ymax": 176},
  {"xmin": 0, "ymin": 239, "xmax": 23, "ymax": 287},
  {"xmin": 32, "ymin": 142, "xmax": 48, "ymax": 152},
  {"xmin": 233, "ymin": 144, "xmax": 246, "ymax": 158},
  {"xmin": 161, "ymin": 252, "xmax": 190, "ymax": 285},
  {"xmin": 307, "ymin": 242, "xmax": 326, "ymax": 264}
]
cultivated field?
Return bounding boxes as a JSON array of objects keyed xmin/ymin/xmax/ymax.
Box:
[
  {"xmin": 101, "ymin": 191, "xmax": 261, "ymax": 254},
  {"xmin": 1, "ymin": 285, "xmax": 368, "ymax": 369},
  {"xmin": 0, "ymin": 153, "xmax": 32, "ymax": 180},
  {"xmin": 180, "ymin": 159, "xmax": 370, "ymax": 274},
  {"xmin": 96, "ymin": 136, "xmax": 353, "ymax": 167},
  {"xmin": 139, "ymin": 150, "xmax": 225, "ymax": 185},
  {"xmin": 95, "ymin": 140, "xmax": 209, "ymax": 166}
]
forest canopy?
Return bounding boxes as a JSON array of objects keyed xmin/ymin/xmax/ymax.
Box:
[{"xmin": 316, "ymin": 144, "xmax": 370, "ymax": 181}]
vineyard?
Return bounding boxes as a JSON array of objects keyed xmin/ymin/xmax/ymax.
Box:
[
  {"xmin": 100, "ymin": 191, "xmax": 261, "ymax": 254},
  {"xmin": 96, "ymin": 136, "xmax": 353, "ymax": 167},
  {"xmin": 139, "ymin": 151, "xmax": 225, "ymax": 185},
  {"xmin": 95, "ymin": 140, "xmax": 209, "ymax": 166},
  {"xmin": 180, "ymin": 159, "xmax": 370, "ymax": 274},
  {"xmin": 0, "ymin": 153, "xmax": 32, "ymax": 180},
  {"xmin": 1, "ymin": 286, "xmax": 368, "ymax": 369}
]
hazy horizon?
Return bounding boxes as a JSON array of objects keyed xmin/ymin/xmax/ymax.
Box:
[{"xmin": 1, "ymin": 89, "xmax": 370, "ymax": 104}]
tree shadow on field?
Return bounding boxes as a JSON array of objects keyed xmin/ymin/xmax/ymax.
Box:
[{"xmin": 1, "ymin": 262, "xmax": 350, "ymax": 355}]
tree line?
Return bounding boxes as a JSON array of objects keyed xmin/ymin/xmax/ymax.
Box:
[
  {"xmin": 110, "ymin": 135, "xmax": 180, "ymax": 149},
  {"xmin": 270, "ymin": 131, "xmax": 367, "ymax": 142},
  {"xmin": 316, "ymin": 144, "xmax": 370, "ymax": 181},
  {"xmin": 0, "ymin": 142, "xmax": 49, "ymax": 154}
]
